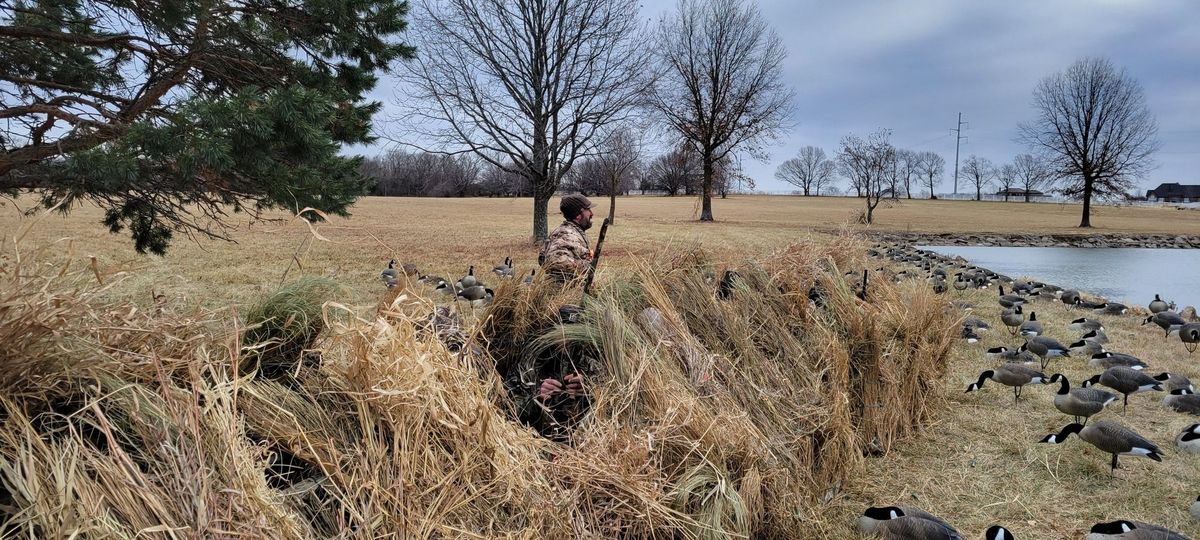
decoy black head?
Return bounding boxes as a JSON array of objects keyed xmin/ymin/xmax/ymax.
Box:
[
  {"xmin": 1089, "ymin": 520, "xmax": 1136, "ymax": 534},
  {"xmin": 1080, "ymin": 374, "xmax": 1102, "ymax": 388},
  {"xmin": 862, "ymin": 506, "xmax": 904, "ymax": 520},
  {"xmin": 1039, "ymin": 423, "xmax": 1084, "ymax": 444},
  {"xmin": 1091, "ymin": 352, "xmax": 1113, "ymax": 360},
  {"xmin": 985, "ymin": 525, "xmax": 1015, "ymax": 540},
  {"xmin": 1171, "ymin": 388, "xmax": 1194, "ymax": 396},
  {"xmin": 1143, "ymin": 316, "xmax": 1154, "ymax": 325}
]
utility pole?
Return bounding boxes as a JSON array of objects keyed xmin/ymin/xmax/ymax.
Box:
[{"xmin": 951, "ymin": 113, "xmax": 967, "ymax": 195}]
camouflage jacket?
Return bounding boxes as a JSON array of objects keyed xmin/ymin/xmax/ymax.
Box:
[{"xmin": 540, "ymin": 220, "xmax": 591, "ymax": 281}]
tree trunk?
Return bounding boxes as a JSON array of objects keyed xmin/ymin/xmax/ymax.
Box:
[
  {"xmin": 608, "ymin": 191, "xmax": 617, "ymax": 225},
  {"xmin": 533, "ymin": 195, "xmax": 550, "ymax": 241},
  {"xmin": 866, "ymin": 201, "xmax": 874, "ymax": 224},
  {"xmin": 803, "ymin": 187, "xmax": 810, "ymax": 196},
  {"xmin": 975, "ymin": 185, "xmax": 981, "ymax": 201},
  {"xmin": 1025, "ymin": 192, "xmax": 1031, "ymax": 203},
  {"xmin": 700, "ymin": 151, "xmax": 714, "ymax": 221},
  {"xmin": 1080, "ymin": 176, "xmax": 1093, "ymax": 227}
]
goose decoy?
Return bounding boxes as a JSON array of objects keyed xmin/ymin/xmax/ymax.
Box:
[
  {"xmin": 1191, "ymin": 495, "xmax": 1200, "ymax": 522},
  {"xmin": 953, "ymin": 273, "xmax": 969, "ymax": 291},
  {"xmin": 434, "ymin": 281, "xmax": 458, "ymax": 297},
  {"xmin": 966, "ymin": 364, "xmax": 1049, "ymax": 403},
  {"xmin": 1069, "ymin": 317, "xmax": 1104, "ymax": 332},
  {"xmin": 521, "ymin": 269, "xmax": 536, "ymax": 286},
  {"xmin": 1150, "ymin": 294, "xmax": 1170, "ymax": 314},
  {"xmin": 1068, "ymin": 339, "xmax": 1105, "ymax": 357},
  {"xmin": 932, "ymin": 278, "xmax": 947, "ymax": 295},
  {"xmin": 1060, "ymin": 290, "xmax": 1081, "ymax": 306},
  {"xmin": 962, "ymin": 326, "xmax": 981, "ymax": 344},
  {"xmin": 855, "ymin": 506, "xmax": 963, "ymax": 539},
  {"xmin": 1039, "ymin": 420, "xmax": 1162, "ymax": 476},
  {"xmin": 1088, "ymin": 352, "xmax": 1148, "ymax": 371},
  {"xmin": 456, "ymin": 285, "xmax": 494, "ymax": 307},
  {"xmin": 984, "ymin": 526, "xmax": 1015, "ymax": 540},
  {"xmin": 1018, "ymin": 336, "xmax": 1070, "ymax": 369},
  {"xmin": 492, "ymin": 257, "xmax": 513, "ymax": 277},
  {"xmin": 1049, "ymin": 373, "xmax": 1116, "ymax": 425},
  {"xmin": 1097, "ymin": 302, "xmax": 1129, "ymax": 315},
  {"xmin": 1145, "ymin": 311, "xmax": 1186, "ymax": 337},
  {"xmin": 1001, "ymin": 305, "xmax": 1024, "ymax": 335},
  {"xmin": 1181, "ymin": 323, "xmax": 1200, "ymax": 353},
  {"xmin": 963, "ymin": 317, "xmax": 990, "ymax": 333},
  {"xmin": 1153, "ymin": 372, "xmax": 1193, "ymax": 392},
  {"xmin": 1080, "ymin": 328, "xmax": 1110, "ymax": 345},
  {"xmin": 418, "ymin": 273, "xmax": 447, "ymax": 287},
  {"xmin": 1164, "ymin": 389, "xmax": 1200, "ymax": 415},
  {"xmin": 1177, "ymin": 424, "xmax": 1200, "ymax": 455},
  {"xmin": 1085, "ymin": 520, "xmax": 1188, "ymax": 540},
  {"xmin": 380, "ymin": 259, "xmax": 400, "ymax": 289},
  {"xmin": 401, "ymin": 261, "xmax": 419, "ymax": 277},
  {"xmin": 1018, "ymin": 312, "xmax": 1043, "ymax": 337},
  {"xmin": 997, "ymin": 286, "xmax": 1025, "ymax": 308},
  {"xmin": 1082, "ymin": 367, "xmax": 1163, "ymax": 412},
  {"xmin": 458, "ymin": 266, "xmax": 478, "ymax": 288}
]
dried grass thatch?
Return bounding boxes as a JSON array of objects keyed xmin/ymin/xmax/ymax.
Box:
[{"xmin": 0, "ymin": 232, "xmax": 955, "ymax": 538}]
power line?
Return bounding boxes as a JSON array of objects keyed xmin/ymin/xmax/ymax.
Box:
[{"xmin": 951, "ymin": 113, "xmax": 968, "ymax": 195}]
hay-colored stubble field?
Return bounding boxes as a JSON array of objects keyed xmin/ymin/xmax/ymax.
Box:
[{"xmin": 4, "ymin": 194, "xmax": 1200, "ymax": 538}]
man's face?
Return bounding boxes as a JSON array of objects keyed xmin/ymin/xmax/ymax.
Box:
[{"xmin": 575, "ymin": 207, "xmax": 593, "ymax": 230}]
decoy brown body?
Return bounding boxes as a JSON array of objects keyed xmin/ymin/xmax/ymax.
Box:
[
  {"xmin": 966, "ymin": 364, "xmax": 1049, "ymax": 403},
  {"xmin": 1085, "ymin": 519, "xmax": 1189, "ymax": 540},
  {"xmin": 1082, "ymin": 367, "xmax": 1163, "ymax": 412},
  {"xmin": 1049, "ymin": 374, "xmax": 1116, "ymax": 425},
  {"xmin": 1164, "ymin": 389, "xmax": 1200, "ymax": 415},
  {"xmin": 856, "ymin": 506, "xmax": 963, "ymax": 540}
]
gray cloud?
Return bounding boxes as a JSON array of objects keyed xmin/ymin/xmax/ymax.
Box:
[{"xmin": 361, "ymin": 0, "xmax": 1200, "ymax": 195}]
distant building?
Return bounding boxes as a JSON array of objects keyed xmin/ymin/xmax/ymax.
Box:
[
  {"xmin": 1146, "ymin": 183, "xmax": 1200, "ymax": 202},
  {"xmin": 994, "ymin": 188, "xmax": 1046, "ymax": 198}
]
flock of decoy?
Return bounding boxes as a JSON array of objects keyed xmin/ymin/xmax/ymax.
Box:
[
  {"xmin": 379, "ymin": 257, "xmax": 535, "ymax": 307},
  {"xmin": 855, "ymin": 244, "xmax": 1200, "ymax": 540}
]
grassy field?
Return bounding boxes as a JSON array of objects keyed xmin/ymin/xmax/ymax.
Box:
[
  {"xmin": 3, "ymin": 194, "xmax": 1200, "ymax": 538},
  {"xmin": 3, "ymin": 194, "xmax": 1198, "ymax": 309}
]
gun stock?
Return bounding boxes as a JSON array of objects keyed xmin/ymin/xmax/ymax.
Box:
[{"xmin": 581, "ymin": 218, "xmax": 611, "ymax": 300}]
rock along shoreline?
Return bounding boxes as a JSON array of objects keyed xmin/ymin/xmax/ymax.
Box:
[{"xmin": 869, "ymin": 232, "xmax": 1200, "ymax": 249}]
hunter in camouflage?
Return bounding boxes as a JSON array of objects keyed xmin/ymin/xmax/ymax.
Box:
[{"xmin": 540, "ymin": 194, "xmax": 595, "ymax": 281}]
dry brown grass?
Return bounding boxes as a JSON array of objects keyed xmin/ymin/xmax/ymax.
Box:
[
  {"xmin": 825, "ymin": 276, "xmax": 1200, "ymax": 539},
  {"xmin": 2, "ymin": 195, "xmax": 1197, "ymax": 311}
]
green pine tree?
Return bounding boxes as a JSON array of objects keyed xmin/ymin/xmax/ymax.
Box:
[{"xmin": 0, "ymin": 0, "xmax": 414, "ymax": 253}]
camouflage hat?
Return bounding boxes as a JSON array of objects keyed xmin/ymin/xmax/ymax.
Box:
[{"xmin": 560, "ymin": 193, "xmax": 594, "ymax": 219}]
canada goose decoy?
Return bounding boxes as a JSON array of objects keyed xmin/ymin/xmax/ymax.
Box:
[
  {"xmin": 953, "ymin": 273, "xmax": 969, "ymax": 291},
  {"xmin": 1097, "ymin": 302, "xmax": 1129, "ymax": 315},
  {"xmin": 1018, "ymin": 312, "xmax": 1043, "ymax": 337},
  {"xmin": 932, "ymin": 278, "xmax": 947, "ymax": 295},
  {"xmin": 1069, "ymin": 339, "xmax": 1105, "ymax": 357},
  {"xmin": 966, "ymin": 364, "xmax": 1049, "ymax": 403},
  {"xmin": 434, "ymin": 281, "xmax": 458, "ymax": 297},
  {"xmin": 1191, "ymin": 495, "xmax": 1200, "ymax": 522},
  {"xmin": 1145, "ymin": 311, "xmax": 1186, "ymax": 338},
  {"xmin": 1082, "ymin": 367, "xmax": 1163, "ymax": 413},
  {"xmin": 1088, "ymin": 352, "xmax": 1148, "ymax": 371},
  {"xmin": 1069, "ymin": 317, "xmax": 1104, "ymax": 332},
  {"xmin": 492, "ymin": 257, "xmax": 513, "ymax": 277},
  {"xmin": 1178, "ymin": 322, "xmax": 1200, "ymax": 354},
  {"xmin": 962, "ymin": 326, "xmax": 981, "ymax": 344},
  {"xmin": 1150, "ymin": 294, "xmax": 1170, "ymax": 314},
  {"xmin": 1080, "ymin": 328, "xmax": 1110, "ymax": 345},
  {"xmin": 401, "ymin": 261, "xmax": 419, "ymax": 277},
  {"xmin": 1060, "ymin": 290, "xmax": 1081, "ymax": 306},
  {"xmin": 1164, "ymin": 389, "xmax": 1200, "ymax": 415},
  {"xmin": 1085, "ymin": 520, "xmax": 1189, "ymax": 540},
  {"xmin": 855, "ymin": 506, "xmax": 963, "ymax": 540},
  {"xmin": 1154, "ymin": 372, "xmax": 1194, "ymax": 392},
  {"xmin": 1001, "ymin": 305, "xmax": 1024, "ymax": 335},
  {"xmin": 380, "ymin": 259, "xmax": 400, "ymax": 289},
  {"xmin": 1049, "ymin": 374, "xmax": 1117, "ymax": 425},
  {"xmin": 1018, "ymin": 336, "xmax": 1070, "ymax": 369},
  {"xmin": 1177, "ymin": 424, "xmax": 1200, "ymax": 455},
  {"xmin": 984, "ymin": 526, "xmax": 1015, "ymax": 540},
  {"xmin": 521, "ymin": 269, "xmax": 536, "ymax": 286},
  {"xmin": 963, "ymin": 317, "xmax": 990, "ymax": 332},
  {"xmin": 1039, "ymin": 420, "xmax": 1163, "ymax": 476},
  {"xmin": 456, "ymin": 285, "xmax": 494, "ymax": 307},
  {"xmin": 457, "ymin": 265, "xmax": 478, "ymax": 289},
  {"xmin": 997, "ymin": 286, "xmax": 1025, "ymax": 309}
]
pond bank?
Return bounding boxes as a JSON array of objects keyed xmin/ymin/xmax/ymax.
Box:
[{"xmin": 870, "ymin": 232, "xmax": 1200, "ymax": 249}]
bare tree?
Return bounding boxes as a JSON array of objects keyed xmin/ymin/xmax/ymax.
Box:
[
  {"xmin": 1019, "ymin": 57, "xmax": 1159, "ymax": 227},
  {"xmin": 996, "ymin": 163, "xmax": 1018, "ymax": 201},
  {"xmin": 596, "ymin": 130, "xmax": 642, "ymax": 224},
  {"xmin": 649, "ymin": 0, "xmax": 793, "ymax": 221},
  {"xmin": 838, "ymin": 129, "xmax": 896, "ymax": 224},
  {"xmin": 775, "ymin": 146, "xmax": 835, "ymax": 196},
  {"xmin": 897, "ymin": 150, "xmax": 921, "ymax": 199},
  {"xmin": 397, "ymin": 0, "xmax": 649, "ymax": 240},
  {"xmin": 1012, "ymin": 153, "xmax": 1054, "ymax": 202},
  {"xmin": 916, "ymin": 151, "xmax": 945, "ymax": 199},
  {"xmin": 961, "ymin": 155, "xmax": 993, "ymax": 201},
  {"xmin": 645, "ymin": 146, "xmax": 699, "ymax": 196}
]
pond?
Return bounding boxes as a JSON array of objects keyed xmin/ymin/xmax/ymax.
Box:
[{"xmin": 918, "ymin": 245, "xmax": 1200, "ymax": 309}]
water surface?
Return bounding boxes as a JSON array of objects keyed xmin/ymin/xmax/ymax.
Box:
[{"xmin": 918, "ymin": 245, "xmax": 1200, "ymax": 308}]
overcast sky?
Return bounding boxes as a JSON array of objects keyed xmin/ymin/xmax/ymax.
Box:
[{"xmin": 361, "ymin": 0, "xmax": 1200, "ymax": 195}]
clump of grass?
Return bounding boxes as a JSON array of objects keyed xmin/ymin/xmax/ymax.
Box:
[{"xmin": 240, "ymin": 277, "xmax": 345, "ymax": 380}]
